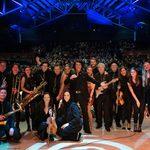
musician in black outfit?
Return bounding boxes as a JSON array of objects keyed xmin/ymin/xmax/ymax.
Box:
[
  {"xmin": 90, "ymin": 57, "xmax": 99, "ymax": 124},
  {"xmin": 50, "ymin": 64, "xmax": 62, "ymax": 110},
  {"xmin": 0, "ymin": 61, "xmax": 7, "ymax": 88},
  {"xmin": 34, "ymin": 62, "xmax": 51, "ymax": 98},
  {"xmin": 56, "ymin": 91, "xmax": 82, "ymax": 141},
  {"xmin": 35, "ymin": 93, "xmax": 55, "ymax": 141},
  {"xmin": 21, "ymin": 66, "xmax": 35, "ymax": 131},
  {"xmin": 109, "ymin": 62, "xmax": 121, "ymax": 127},
  {"xmin": 6, "ymin": 63, "xmax": 21, "ymax": 129},
  {"xmin": 129, "ymin": 68, "xmax": 145, "ymax": 132},
  {"xmin": 90, "ymin": 57, "xmax": 99, "ymax": 76},
  {"xmin": 94, "ymin": 63, "xmax": 112, "ymax": 132},
  {"xmin": 119, "ymin": 66, "xmax": 140, "ymax": 130},
  {"xmin": 0, "ymin": 88, "xmax": 21, "ymax": 142},
  {"xmin": 64, "ymin": 60, "xmax": 100, "ymax": 133}
]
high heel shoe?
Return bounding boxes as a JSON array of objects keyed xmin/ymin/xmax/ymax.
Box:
[{"xmin": 127, "ymin": 123, "xmax": 131, "ymax": 130}]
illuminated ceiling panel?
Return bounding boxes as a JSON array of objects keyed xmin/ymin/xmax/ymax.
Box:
[{"xmin": 0, "ymin": 0, "xmax": 149, "ymax": 29}]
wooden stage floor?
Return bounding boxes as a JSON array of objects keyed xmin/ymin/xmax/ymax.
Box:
[{"xmin": 1, "ymin": 117, "xmax": 150, "ymax": 150}]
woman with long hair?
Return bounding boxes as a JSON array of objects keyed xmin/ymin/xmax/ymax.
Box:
[
  {"xmin": 21, "ymin": 66, "xmax": 35, "ymax": 131},
  {"xmin": 56, "ymin": 64, "xmax": 71, "ymax": 101},
  {"xmin": 35, "ymin": 93, "xmax": 56, "ymax": 141},
  {"xmin": 129, "ymin": 68, "xmax": 144, "ymax": 132},
  {"xmin": 56, "ymin": 90, "xmax": 82, "ymax": 141},
  {"xmin": 119, "ymin": 66, "xmax": 140, "ymax": 130}
]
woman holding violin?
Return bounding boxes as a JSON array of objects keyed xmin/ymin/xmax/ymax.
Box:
[{"xmin": 35, "ymin": 93, "xmax": 57, "ymax": 141}]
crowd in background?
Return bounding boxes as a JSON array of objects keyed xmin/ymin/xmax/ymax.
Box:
[{"xmin": 0, "ymin": 40, "xmax": 150, "ymax": 142}]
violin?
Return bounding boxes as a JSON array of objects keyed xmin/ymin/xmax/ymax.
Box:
[
  {"xmin": 47, "ymin": 107, "xmax": 57, "ymax": 142},
  {"xmin": 116, "ymin": 86, "xmax": 124, "ymax": 106}
]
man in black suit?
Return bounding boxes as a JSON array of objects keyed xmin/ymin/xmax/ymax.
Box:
[
  {"xmin": 49, "ymin": 64, "xmax": 62, "ymax": 110},
  {"xmin": 109, "ymin": 62, "xmax": 121, "ymax": 127},
  {"xmin": 6, "ymin": 63, "xmax": 21, "ymax": 129},
  {"xmin": 94, "ymin": 63, "xmax": 111, "ymax": 132},
  {"xmin": 34, "ymin": 61, "xmax": 51, "ymax": 94},
  {"xmin": 64, "ymin": 60, "xmax": 100, "ymax": 133},
  {"xmin": 90, "ymin": 57, "xmax": 99, "ymax": 123}
]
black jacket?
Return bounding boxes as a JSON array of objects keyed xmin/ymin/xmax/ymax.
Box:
[
  {"xmin": 34, "ymin": 69, "xmax": 52, "ymax": 93},
  {"xmin": 57, "ymin": 100, "xmax": 82, "ymax": 129},
  {"xmin": 64, "ymin": 71, "xmax": 100, "ymax": 100},
  {"xmin": 6, "ymin": 73, "xmax": 20, "ymax": 103}
]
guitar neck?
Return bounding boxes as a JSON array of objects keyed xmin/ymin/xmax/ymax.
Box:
[{"xmin": 107, "ymin": 80, "xmax": 114, "ymax": 86}]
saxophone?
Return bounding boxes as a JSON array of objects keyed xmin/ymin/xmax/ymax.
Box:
[
  {"xmin": 0, "ymin": 81, "xmax": 47, "ymax": 126},
  {"xmin": 19, "ymin": 80, "xmax": 47, "ymax": 109}
]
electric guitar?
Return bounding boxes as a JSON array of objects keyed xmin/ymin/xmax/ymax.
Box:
[{"xmin": 95, "ymin": 78, "xmax": 118, "ymax": 98}]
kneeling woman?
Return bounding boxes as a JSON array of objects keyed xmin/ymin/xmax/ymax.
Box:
[
  {"xmin": 35, "ymin": 93, "xmax": 57, "ymax": 141},
  {"xmin": 56, "ymin": 91, "xmax": 82, "ymax": 141}
]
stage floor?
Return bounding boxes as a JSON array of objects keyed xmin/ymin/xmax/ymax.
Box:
[{"xmin": 1, "ymin": 117, "xmax": 150, "ymax": 150}]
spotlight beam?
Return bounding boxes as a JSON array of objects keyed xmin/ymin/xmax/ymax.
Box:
[{"xmin": 123, "ymin": 0, "xmax": 150, "ymax": 13}]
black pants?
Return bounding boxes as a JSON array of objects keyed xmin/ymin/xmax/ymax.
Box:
[
  {"xmin": 96, "ymin": 93, "xmax": 111, "ymax": 128},
  {"xmin": 75, "ymin": 93, "xmax": 90, "ymax": 132},
  {"xmin": 122, "ymin": 95, "xmax": 132, "ymax": 124},
  {"xmin": 15, "ymin": 112, "xmax": 20, "ymax": 129},
  {"xmin": 111, "ymin": 91, "xmax": 122, "ymax": 125},
  {"xmin": 57, "ymin": 124, "xmax": 82, "ymax": 141},
  {"xmin": 37, "ymin": 122, "xmax": 48, "ymax": 141},
  {"xmin": 51, "ymin": 94, "xmax": 59, "ymax": 111},
  {"xmin": 133, "ymin": 100, "xmax": 145, "ymax": 125},
  {"xmin": 25, "ymin": 101, "xmax": 36, "ymax": 130},
  {"xmin": 0, "ymin": 125, "xmax": 21, "ymax": 141}
]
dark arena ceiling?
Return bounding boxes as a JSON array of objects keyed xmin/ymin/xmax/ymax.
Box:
[{"xmin": 0, "ymin": 0, "xmax": 150, "ymax": 50}]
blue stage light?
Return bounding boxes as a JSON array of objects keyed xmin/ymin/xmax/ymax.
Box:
[{"xmin": 87, "ymin": 9, "xmax": 113, "ymax": 26}]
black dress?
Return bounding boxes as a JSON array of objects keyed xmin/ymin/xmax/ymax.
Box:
[
  {"xmin": 35, "ymin": 101, "xmax": 50, "ymax": 140},
  {"xmin": 130, "ymin": 77, "xmax": 145, "ymax": 124},
  {"xmin": 22, "ymin": 75, "xmax": 35, "ymax": 130}
]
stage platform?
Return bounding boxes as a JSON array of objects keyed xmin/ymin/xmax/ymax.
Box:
[{"xmin": 1, "ymin": 118, "xmax": 150, "ymax": 150}]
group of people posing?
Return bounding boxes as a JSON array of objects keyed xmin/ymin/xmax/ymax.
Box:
[{"xmin": 0, "ymin": 57, "xmax": 150, "ymax": 142}]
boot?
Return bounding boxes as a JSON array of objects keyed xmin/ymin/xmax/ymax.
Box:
[{"xmin": 138, "ymin": 124, "xmax": 142, "ymax": 132}]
